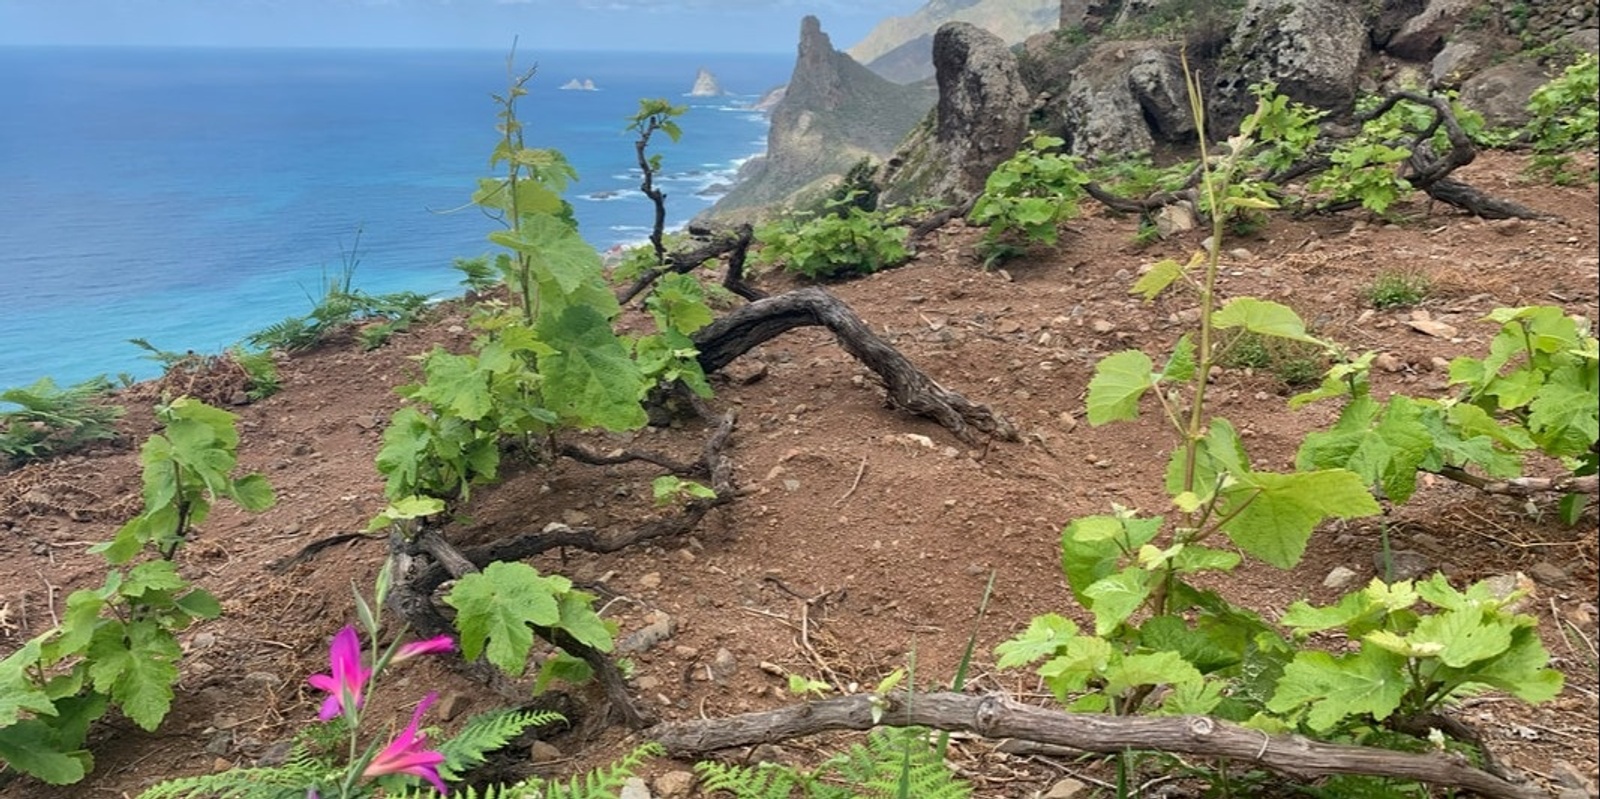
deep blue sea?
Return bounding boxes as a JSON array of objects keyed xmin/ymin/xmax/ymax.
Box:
[{"xmin": 0, "ymin": 47, "xmax": 792, "ymax": 391}]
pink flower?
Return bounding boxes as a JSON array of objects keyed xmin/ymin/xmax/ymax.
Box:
[
  {"xmin": 393, "ymin": 635, "xmax": 456, "ymax": 664},
  {"xmin": 307, "ymin": 626, "xmax": 370, "ymax": 721},
  {"xmin": 363, "ymin": 692, "xmax": 448, "ymax": 794}
]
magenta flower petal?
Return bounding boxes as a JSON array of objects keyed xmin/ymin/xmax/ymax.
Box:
[
  {"xmin": 363, "ymin": 692, "xmax": 448, "ymax": 794},
  {"xmin": 393, "ymin": 635, "xmax": 456, "ymax": 664},
  {"xmin": 306, "ymin": 625, "xmax": 370, "ymax": 721}
]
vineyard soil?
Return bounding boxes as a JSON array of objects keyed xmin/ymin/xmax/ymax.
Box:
[{"xmin": 2, "ymin": 151, "xmax": 1597, "ymax": 798}]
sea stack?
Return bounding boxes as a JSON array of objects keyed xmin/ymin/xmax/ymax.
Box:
[{"xmin": 689, "ymin": 68, "xmax": 726, "ymax": 97}]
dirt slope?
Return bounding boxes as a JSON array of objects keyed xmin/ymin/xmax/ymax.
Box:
[{"xmin": 2, "ymin": 151, "xmax": 1597, "ymax": 798}]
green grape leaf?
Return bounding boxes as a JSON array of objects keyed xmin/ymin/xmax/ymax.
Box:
[
  {"xmin": 445, "ymin": 561, "xmax": 571, "ymax": 677},
  {"xmin": 1103, "ymin": 651, "xmax": 1203, "ymax": 695},
  {"xmin": 415, "ymin": 350, "xmax": 493, "ymax": 422},
  {"xmin": 0, "ymin": 639, "xmax": 57, "ymax": 726},
  {"xmin": 1139, "ymin": 615, "xmax": 1240, "ymax": 673},
  {"xmin": 556, "ymin": 591, "xmax": 614, "ymax": 653},
  {"xmin": 1267, "ymin": 648, "xmax": 1409, "ymax": 731},
  {"xmin": 1086, "ymin": 350, "xmax": 1155, "ymax": 425},
  {"xmin": 1219, "ymin": 469, "xmax": 1380, "ymax": 568},
  {"xmin": 1410, "ymin": 609, "xmax": 1516, "ymax": 668},
  {"xmin": 1466, "ymin": 627, "xmax": 1564, "ymax": 703},
  {"xmin": 0, "ymin": 721, "xmax": 89, "ymax": 785},
  {"xmin": 174, "ymin": 588, "xmax": 223, "ymax": 620},
  {"xmin": 1132, "ymin": 256, "xmax": 1189, "ymax": 301},
  {"xmin": 1162, "ymin": 334, "xmax": 1197, "ymax": 382},
  {"xmin": 1037, "ymin": 636, "xmax": 1114, "ymax": 700},
  {"xmin": 1213, "ymin": 298, "xmax": 1323, "ymax": 345},
  {"xmin": 536, "ymin": 305, "xmax": 648, "ymax": 431},
  {"xmin": 229, "ymin": 474, "xmax": 276, "ymax": 512},
  {"xmin": 1082, "ymin": 566, "xmax": 1154, "ymax": 635},
  {"xmin": 121, "ymin": 561, "xmax": 187, "ymax": 599},
  {"xmin": 995, "ymin": 613, "xmax": 1080, "ymax": 669},
  {"xmin": 1157, "ymin": 680, "xmax": 1226, "ymax": 715},
  {"xmin": 85, "ymin": 620, "xmax": 180, "ymax": 731}
]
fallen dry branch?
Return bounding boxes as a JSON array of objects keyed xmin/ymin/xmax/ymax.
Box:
[
  {"xmin": 1436, "ymin": 466, "xmax": 1599, "ymax": 497},
  {"xmin": 693, "ymin": 288, "xmax": 1018, "ymax": 444},
  {"xmin": 615, "ymin": 223, "xmax": 762, "ymax": 305},
  {"xmin": 647, "ymin": 691, "xmax": 1547, "ymax": 799}
]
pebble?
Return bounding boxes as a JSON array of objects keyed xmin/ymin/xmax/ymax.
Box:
[
  {"xmin": 709, "ymin": 647, "xmax": 738, "ymax": 680},
  {"xmin": 1323, "ymin": 566, "xmax": 1359, "ymax": 590},
  {"xmin": 619, "ymin": 777, "xmax": 651, "ymax": 799},
  {"xmin": 654, "ymin": 771, "xmax": 695, "ymax": 798},
  {"xmin": 529, "ymin": 740, "xmax": 563, "ymax": 763},
  {"xmin": 1379, "ymin": 549, "xmax": 1433, "ymax": 582},
  {"xmin": 1529, "ymin": 559, "xmax": 1571, "ymax": 587},
  {"xmin": 617, "ymin": 611, "xmax": 675, "ymax": 653},
  {"xmin": 1043, "ymin": 778, "xmax": 1089, "ymax": 798}
]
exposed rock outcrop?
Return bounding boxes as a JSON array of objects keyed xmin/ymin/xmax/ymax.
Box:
[
  {"xmin": 689, "ymin": 68, "xmax": 726, "ymax": 97},
  {"xmin": 1054, "ymin": 41, "xmax": 1193, "ymax": 157},
  {"xmin": 849, "ymin": 0, "xmax": 1059, "ymax": 84},
  {"xmin": 704, "ymin": 16, "xmax": 935, "ymax": 220},
  {"xmin": 881, "ymin": 22, "xmax": 1034, "ymax": 205},
  {"xmin": 1211, "ymin": 0, "xmax": 1368, "ymax": 133}
]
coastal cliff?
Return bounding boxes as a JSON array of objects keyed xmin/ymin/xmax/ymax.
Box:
[
  {"xmin": 847, "ymin": 0, "xmax": 1058, "ymax": 83},
  {"xmin": 702, "ymin": 16, "xmax": 935, "ymax": 220}
]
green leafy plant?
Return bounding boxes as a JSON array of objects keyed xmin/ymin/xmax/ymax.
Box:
[
  {"xmin": 0, "ymin": 399, "xmax": 272, "ymax": 785},
  {"xmin": 695, "ymin": 727, "xmax": 970, "ymax": 799},
  {"xmin": 755, "ymin": 202, "xmax": 910, "ymax": 280},
  {"xmin": 992, "ymin": 56, "xmax": 1562, "ymax": 794},
  {"xmin": 0, "ymin": 376, "xmax": 123, "ymax": 467},
  {"xmin": 1268, "ymin": 574, "xmax": 1562, "ymax": 737},
  {"xmin": 1524, "ymin": 53, "xmax": 1599, "ymax": 184},
  {"xmin": 1364, "ymin": 270, "xmax": 1432, "ymax": 309},
  {"xmin": 968, "ymin": 133, "xmax": 1090, "ymax": 266},
  {"xmin": 444, "ymin": 560, "xmax": 615, "ymax": 691}
]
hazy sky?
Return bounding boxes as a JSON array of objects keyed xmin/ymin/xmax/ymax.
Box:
[{"xmin": 0, "ymin": 0, "xmax": 927, "ymax": 53}]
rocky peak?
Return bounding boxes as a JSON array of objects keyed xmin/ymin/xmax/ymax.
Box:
[
  {"xmin": 702, "ymin": 15, "xmax": 936, "ymax": 218},
  {"xmin": 689, "ymin": 68, "xmax": 725, "ymax": 97}
]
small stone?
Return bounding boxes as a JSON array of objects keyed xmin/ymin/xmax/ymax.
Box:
[
  {"xmin": 710, "ymin": 647, "xmax": 738, "ymax": 680},
  {"xmin": 782, "ymin": 479, "xmax": 801, "ymax": 492},
  {"xmin": 562, "ymin": 509, "xmax": 592, "ymax": 526},
  {"xmin": 1529, "ymin": 560, "xmax": 1571, "ymax": 587},
  {"xmin": 190, "ymin": 631, "xmax": 217, "ymax": 651},
  {"xmin": 257, "ymin": 739, "xmax": 296, "ymax": 766},
  {"xmin": 1374, "ymin": 352, "xmax": 1405, "ymax": 373},
  {"xmin": 1407, "ymin": 319, "xmax": 1458, "ymax": 338},
  {"xmin": 1323, "ymin": 566, "xmax": 1360, "ymax": 590},
  {"xmin": 654, "ymin": 770, "xmax": 696, "ymax": 798},
  {"xmin": 242, "ymin": 671, "xmax": 281, "ymax": 691},
  {"xmin": 940, "ymin": 446, "xmax": 960, "ymax": 458},
  {"xmin": 212, "ymin": 757, "xmax": 233, "ymax": 773},
  {"xmin": 435, "ymin": 691, "xmax": 469, "ymax": 722},
  {"xmin": 638, "ymin": 572, "xmax": 663, "ymax": 590},
  {"xmin": 1228, "ymin": 247, "xmax": 1254, "ymax": 261},
  {"xmin": 672, "ymin": 645, "xmax": 700, "ymax": 658},
  {"xmin": 619, "ymin": 777, "xmax": 651, "ymax": 799},
  {"xmin": 1043, "ymin": 777, "xmax": 1089, "ymax": 798},
  {"xmin": 529, "ymin": 740, "xmax": 564, "ymax": 763},
  {"xmin": 1409, "ymin": 532, "xmax": 1440, "ymax": 550},
  {"xmin": 1356, "ymin": 309, "xmax": 1376, "ymax": 325},
  {"xmin": 617, "ymin": 611, "xmax": 675, "ymax": 653},
  {"xmin": 636, "ymin": 675, "xmax": 661, "ymax": 691},
  {"xmin": 1091, "ymin": 319, "xmax": 1115, "ymax": 334},
  {"xmin": 1428, "ymin": 356, "xmax": 1451, "ymax": 372},
  {"xmin": 1380, "ymin": 549, "xmax": 1433, "ymax": 582}
]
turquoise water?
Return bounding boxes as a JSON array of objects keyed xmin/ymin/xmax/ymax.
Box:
[{"xmin": 0, "ymin": 46, "xmax": 791, "ymax": 390}]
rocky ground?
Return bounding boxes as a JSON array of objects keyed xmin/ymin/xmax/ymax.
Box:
[{"xmin": 1, "ymin": 151, "xmax": 1597, "ymax": 798}]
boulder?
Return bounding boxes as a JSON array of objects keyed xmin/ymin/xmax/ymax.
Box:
[
  {"xmin": 1053, "ymin": 41, "xmax": 1191, "ymax": 157},
  {"xmin": 1387, "ymin": 0, "xmax": 1475, "ymax": 59},
  {"xmin": 1366, "ymin": 0, "xmax": 1428, "ymax": 49},
  {"xmin": 1213, "ymin": 0, "xmax": 1369, "ymax": 133},
  {"xmin": 881, "ymin": 22, "xmax": 1033, "ymax": 206},
  {"xmin": 1460, "ymin": 59, "xmax": 1556, "ymax": 127}
]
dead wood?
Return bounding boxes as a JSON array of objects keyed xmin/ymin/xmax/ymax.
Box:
[
  {"xmin": 615, "ymin": 224, "xmax": 762, "ymax": 305},
  {"xmin": 906, "ymin": 195, "xmax": 978, "ymax": 248},
  {"xmin": 692, "ymin": 287, "xmax": 1018, "ymax": 444},
  {"xmin": 1435, "ymin": 466, "xmax": 1599, "ymax": 497},
  {"xmin": 646, "ymin": 691, "xmax": 1548, "ymax": 799}
]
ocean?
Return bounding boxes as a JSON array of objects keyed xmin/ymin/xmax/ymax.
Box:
[{"xmin": 0, "ymin": 46, "xmax": 793, "ymax": 391}]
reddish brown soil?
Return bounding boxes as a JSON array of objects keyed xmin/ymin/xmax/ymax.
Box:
[{"xmin": 2, "ymin": 151, "xmax": 1597, "ymax": 798}]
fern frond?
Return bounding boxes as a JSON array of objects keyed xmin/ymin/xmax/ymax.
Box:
[
  {"xmin": 694, "ymin": 760, "xmax": 806, "ymax": 799},
  {"xmin": 823, "ymin": 728, "xmax": 970, "ymax": 799},
  {"xmin": 135, "ymin": 744, "xmax": 328, "ymax": 799},
  {"xmin": 436, "ymin": 707, "xmax": 565, "ymax": 781},
  {"xmin": 542, "ymin": 742, "xmax": 662, "ymax": 799}
]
